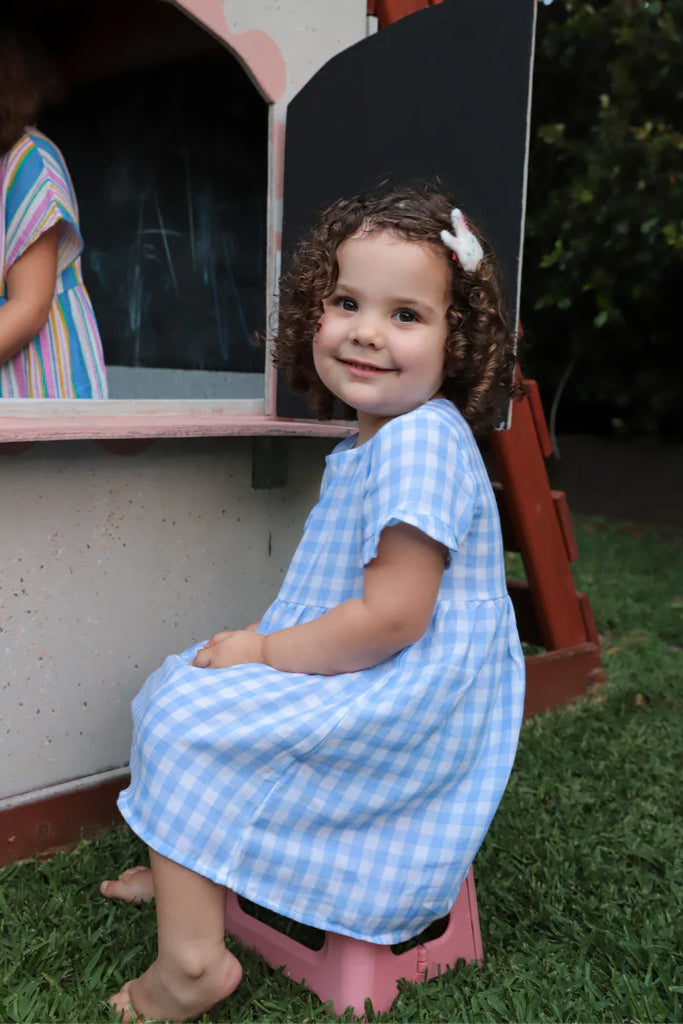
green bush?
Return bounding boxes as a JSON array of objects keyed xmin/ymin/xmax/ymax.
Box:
[{"xmin": 520, "ymin": 0, "xmax": 682, "ymax": 438}]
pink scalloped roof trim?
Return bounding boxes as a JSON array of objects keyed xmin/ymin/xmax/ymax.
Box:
[{"xmin": 174, "ymin": 0, "xmax": 286, "ymax": 102}]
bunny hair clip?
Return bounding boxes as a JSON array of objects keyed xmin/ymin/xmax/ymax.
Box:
[{"xmin": 440, "ymin": 208, "xmax": 484, "ymax": 273}]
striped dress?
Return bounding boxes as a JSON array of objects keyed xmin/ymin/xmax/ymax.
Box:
[{"xmin": 0, "ymin": 128, "xmax": 107, "ymax": 398}]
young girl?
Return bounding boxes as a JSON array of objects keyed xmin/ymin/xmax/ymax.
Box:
[
  {"xmin": 0, "ymin": 23, "xmax": 107, "ymax": 398},
  {"xmin": 104, "ymin": 184, "xmax": 525, "ymax": 1022}
]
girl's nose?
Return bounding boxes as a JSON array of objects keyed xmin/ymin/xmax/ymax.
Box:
[{"xmin": 350, "ymin": 313, "xmax": 383, "ymax": 347}]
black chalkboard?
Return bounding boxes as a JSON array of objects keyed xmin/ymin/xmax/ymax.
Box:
[
  {"xmin": 278, "ymin": 0, "xmax": 535, "ymax": 417},
  {"xmin": 41, "ymin": 52, "xmax": 268, "ymax": 373}
]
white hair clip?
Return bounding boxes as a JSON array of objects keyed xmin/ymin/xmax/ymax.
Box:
[{"xmin": 440, "ymin": 208, "xmax": 484, "ymax": 273}]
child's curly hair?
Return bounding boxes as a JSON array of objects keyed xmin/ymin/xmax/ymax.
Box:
[
  {"xmin": 0, "ymin": 23, "xmax": 63, "ymax": 154},
  {"xmin": 272, "ymin": 183, "xmax": 519, "ymax": 435}
]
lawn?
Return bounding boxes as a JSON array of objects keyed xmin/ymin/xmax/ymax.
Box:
[{"xmin": 1, "ymin": 516, "xmax": 681, "ymax": 1023}]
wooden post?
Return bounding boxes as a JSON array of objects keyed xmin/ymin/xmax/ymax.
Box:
[
  {"xmin": 363, "ymin": 0, "xmax": 604, "ymax": 717},
  {"xmin": 492, "ymin": 377, "xmax": 604, "ymax": 716}
]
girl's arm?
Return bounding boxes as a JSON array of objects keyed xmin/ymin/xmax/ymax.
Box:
[
  {"xmin": 193, "ymin": 522, "xmax": 446, "ymax": 674},
  {"xmin": 0, "ymin": 226, "xmax": 59, "ymax": 364}
]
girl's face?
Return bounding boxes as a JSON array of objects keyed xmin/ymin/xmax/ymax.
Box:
[{"xmin": 314, "ymin": 229, "xmax": 450, "ymax": 444}]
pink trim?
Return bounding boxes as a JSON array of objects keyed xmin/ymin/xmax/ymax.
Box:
[
  {"xmin": 173, "ymin": 0, "xmax": 286, "ymax": 102},
  {"xmin": 266, "ymin": 362, "xmax": 278, "ymax": 417},
  {"xmin": 273, "ymin": 119, "xmax": 286, "ymax": 199},
  {"xmin": 0, "ymin": 414, "xmax": 355, "ymax": 443}
]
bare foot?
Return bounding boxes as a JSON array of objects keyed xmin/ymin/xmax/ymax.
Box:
[
  {"xmin": 100, "ymin": 866, "xmax": 155, "ymax": 904},
  {"xmin": 108, "ymin": 981, "xmax": 140, "ymax": 1023},
  {"xmin": 109, "ymin": 949, "xmax": 242, "ymax": 1022}
]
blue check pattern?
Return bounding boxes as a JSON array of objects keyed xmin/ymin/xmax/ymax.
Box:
[{"xmin": 118, "ymin": 398, "xmax": 525, "ymax": 943}]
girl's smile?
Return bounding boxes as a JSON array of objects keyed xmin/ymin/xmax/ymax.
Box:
[
  {"xmin": 340, "ymin": 357, "xmax": 395, "ymax": 377},
  {"xmin": 313, "ymin": 229, "xmax": 450, "ymax": 444}
]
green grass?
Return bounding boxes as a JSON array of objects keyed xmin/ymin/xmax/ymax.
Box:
[{"xmin": 1, "ymin": 516, "xmax": 681, "ymax": 1023}]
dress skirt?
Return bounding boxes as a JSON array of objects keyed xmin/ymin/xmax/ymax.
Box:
[{"xmin": 118, "ymin": 400, "xmax": 525, "ymax": 943}]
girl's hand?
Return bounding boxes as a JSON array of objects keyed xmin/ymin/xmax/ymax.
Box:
[{"xmin": 192, "ymin": 630, "xmax": 267, "ymax": 669}]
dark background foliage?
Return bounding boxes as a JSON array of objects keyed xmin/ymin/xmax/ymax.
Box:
[{"xmin": 520, "ymin": 0, "xmax": 682, "ymax": 439}]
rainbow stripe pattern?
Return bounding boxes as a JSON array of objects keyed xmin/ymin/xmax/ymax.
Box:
[{"xmin": 0, "ymin": 128, "xmax": 108, "ymax": 398}]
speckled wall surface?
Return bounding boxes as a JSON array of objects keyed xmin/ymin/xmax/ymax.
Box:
[
  {"xmin": 0, "ymin": 438, "xmax": 332, "ymax": 806},
  {"xmin": 0, "ymin": 0, "xmax": 369, "ymax": 813}
]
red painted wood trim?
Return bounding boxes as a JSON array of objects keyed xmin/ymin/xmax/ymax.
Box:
[
  {"xmin": 0, "ymin": 775, "xmax": 128, "ymax": 867},
  {"xmin": 506, "ymin": 579, "xmax": 545, "ymax": 647},
  {"xmin": 524, "ymin": 643, "xmax": 604, "ymax": 718},
  {"xmin": 491, "ymin": 378, "xmax": 589, "ymax": 650},
  {"xmin": 578, "ymin": 591, "xmax": 601, "ymax": 648},
  {"xmin": 552, "ymin": 490, "xmax": 579, "ymax": 562},
  {"xmin": 369, "ymin": 0, "xmax": 443, "ymax": 29},
  {"xmin": 496, "ymin": 482, "xmax": 579, "ymax": 564},
  {"xmin": 525, "ymin": 379, "xmax": 553, "ymax": 459},
  {"xmin": 492, "ymin": 480, "xmax": 518, "ymax": 552}
]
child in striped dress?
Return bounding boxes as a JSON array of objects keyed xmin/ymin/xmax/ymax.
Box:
[
  {"xmin": 104, "ymin": 184, "xmax": 525, "ymax": 1021},
  {"xmin": 0, "ymin": 24, "xmax": 107, "ymax": 398}
]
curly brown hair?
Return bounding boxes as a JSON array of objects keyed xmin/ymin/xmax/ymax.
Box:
[
  {"xmin": 272, "ymin": 183, "xmax": 519, "ymax": 435},
  {"xmin": 0, "ymin": 23, "xmax": 63, "ymax": 154}
]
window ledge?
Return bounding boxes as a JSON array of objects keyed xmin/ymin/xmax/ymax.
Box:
[{"xmin": 0, "ymin": 402, "xmax": 355, "ymax": 443}]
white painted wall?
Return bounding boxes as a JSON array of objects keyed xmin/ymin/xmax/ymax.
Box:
[
  {"xmin": 0, "ymin": 0, "xmax": 367, "ymax": 813},
  {"xmin": 0, "ymin": 437, "xmax": 332, "ymax": 807},
  {"xmin": 219, "ymin": 0, "xmax": 368, "ymax": 102}
]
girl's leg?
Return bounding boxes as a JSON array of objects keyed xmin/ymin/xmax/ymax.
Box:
[
  {"xmin": 109, "ymin": 848, "xmax": 242, "ymax": 1023},
  {"xmin": 100, "ymin": 865, "xmax": 154, "ymax": 904}
]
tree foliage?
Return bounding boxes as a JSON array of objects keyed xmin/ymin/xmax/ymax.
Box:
[{"xmin": 520, "ymin": 0, "xmax": 682, "ymax": 437}]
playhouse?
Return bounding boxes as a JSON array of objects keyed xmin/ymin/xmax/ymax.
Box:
[{"xmin": 1, "ymin": 0, "xmax": 601, "ymax": 906}]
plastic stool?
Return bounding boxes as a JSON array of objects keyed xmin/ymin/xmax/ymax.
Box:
[{"xmin": 224, "ymin": 867, "xmax": 483, "ymax": 1016}]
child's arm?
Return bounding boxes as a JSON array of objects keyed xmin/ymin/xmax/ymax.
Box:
[
  {"xmin": 0, "ymin": 226, "xmax": 59, "ymax": 364},
  {"xmin": 193, "ymin": 522, "xmax": 446, "ymax": 674}
]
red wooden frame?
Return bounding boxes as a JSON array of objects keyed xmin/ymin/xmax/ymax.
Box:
[
  {"xmin": 368, "ymin": 0, "xmax": 444, "ymax": 30},
  {"xmin": 492, "ymin": 378, "xmax": 604, "ymax": 717},
  {"xmin": 369, "ymin": 0, "xmax": 604, "ymax": 718}
]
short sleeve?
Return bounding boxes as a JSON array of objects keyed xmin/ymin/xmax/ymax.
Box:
[
  {"xmin": 361, "ymin": 406, "xmax": 477, "ymax": 567},
  {"xmin": 4, "ymin": 133, "xmax": 83, "ymax": 277}
]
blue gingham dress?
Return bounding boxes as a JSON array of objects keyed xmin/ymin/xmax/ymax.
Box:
[{"xmin": 118, "ymin": 398, "xmax": 525, "ymax": 943}]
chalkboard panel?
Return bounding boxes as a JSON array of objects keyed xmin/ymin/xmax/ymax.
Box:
[
  {"xmin": 41, "ymin": 51, "xmax": 268, "ymax": 374},
  {"xmin": 278, "ymin": 0, "xmax": 535, "ymax": 418}
]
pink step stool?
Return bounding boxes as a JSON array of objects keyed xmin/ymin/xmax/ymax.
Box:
[{"xmin": 224, "ymin": 866, "xmax": 483, "ymax": 1016}]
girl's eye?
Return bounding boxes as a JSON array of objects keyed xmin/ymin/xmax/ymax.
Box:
[
  {"xmin": 395, "ymin": 309, "xmax": 418, "ymax": 324},
  {"xmin": 338, "ymin": 297, "xmax": 357, "ymax": 312}
]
